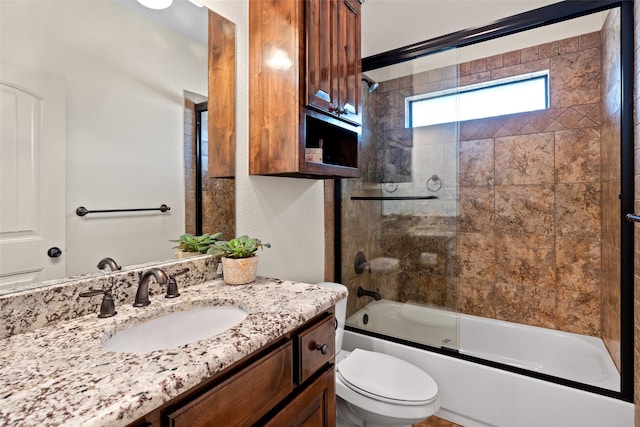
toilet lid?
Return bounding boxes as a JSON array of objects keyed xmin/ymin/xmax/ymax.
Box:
[{"xmin": 337, "ymin": 349, "xmax": 438, "ymax": 405}]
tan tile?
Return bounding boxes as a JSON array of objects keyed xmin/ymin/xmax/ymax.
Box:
[
  {"xmin": 399, "ymin": 271, "xmax": 446, "ymax": 307},
  {"xmin": 521, "ymin": 46, "xmax": 539, "ymax": 62},
  {"xmin": 495, "ymin": 282, "xmax": 556, "ymax": 328},
  {"xmin": 558, "ymin": 36, "xmax": 579, "ymax": 54},
  {"xmin": 556, "ymin": 237, "xmax": 601, "ymax": 294},
  {"xmin": 486, "ymin": 54, "xmax": 503, "ymax": 70},
  {"xmin": 469, "ymin": 58, "xmax": 487, "ymax": 74},
  {"xmin": 459, "ymin": 278, "xmax": 495, "ymax": 318},
  {"xmin": 555, "ymin": 183, "xmax": 601, "ymax": 238},
  {"xmin": 539, "ymin": 41, "xmax": 559, "ymax": 59},
  {"xmin": 495, "ymin": 133, "xmax": 554, "ymax": 185},
  {"xmin": 555, "ymin": 128, "xmax": 601, "ymax": 183},
  {"xmin": 495, "ymin": 234, "xmax": 555, "ymax": 288},
  {"xmin": 459, "ymin": 233, "xmax": 495, "ymax": 280},
  {"xmin": 494, "ymin": 185, "xmax": 554, "ymax": 235},
  {"xmin": 601, "ymin": 116, "xmax": 621, "ymax": 182},
  {"xmin": 502, "ymin": 50, "xmax": 521, "ymax": 66},
  {"xmin": 555, "ymin": 107, "xmax": 586, "ymax": 129},
  {"xmin": 459, "ymin": 138, "xmax": 494, "ymax": 186},
  {"xmin": 459, "ymin": 187, "xmax": 494, "ymax": 234},
  {"xmin": 579, "ymin": 31, "xmax": 601, "ymax": 50},
  {"xmin": 584, "ymin": 103, "xmax": 603, "ymax": 125},
  {"xmin": 556, "ymin": 289, "xmax": 600, "ymax": 335},
  {"xmin": 550, "ymin": 48, "xmax": 601, "ymax": 109},
  {"xmin": 491, "ymin": 58, "xmax": 550, "ymax": 80},
  {"xmin": 458, "ymin": 62, "xmax": 470, "ymax": 77},
  {"xmin": 459, "ymin": 71, "xmax": 491, "ymax": 87},
  {"xmin": 427, "ymin": 68, "xmax": 442, "ymax": 83}
]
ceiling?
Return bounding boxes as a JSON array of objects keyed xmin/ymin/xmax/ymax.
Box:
[{"xmin": 112, "ymin": 0, "xmax": 207, "ymax": 45}]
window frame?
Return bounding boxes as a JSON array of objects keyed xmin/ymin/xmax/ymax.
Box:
[{"xmin": 405, "ymin": 70, "xmax": 550, "ymax": 128}]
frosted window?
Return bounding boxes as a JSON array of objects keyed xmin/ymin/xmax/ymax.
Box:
[{"xmin": 407, "ymin": 71, "xmax": 549, "ymax": 127}]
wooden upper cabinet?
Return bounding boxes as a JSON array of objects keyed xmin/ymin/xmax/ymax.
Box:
[
  {"xmin": 208, "ymin": 11, "xmax": 236, "ymax": 178},
  {"xmin": 249, "ymin": 0, "xmax": 362, "ymax": 178},
  {"xmin": 336, "ymin": 0, "xmax": 361, "ymax": 125},
  {"xmin": 307, "ymin": 0, "xmax": 361, "ymax": 126}
]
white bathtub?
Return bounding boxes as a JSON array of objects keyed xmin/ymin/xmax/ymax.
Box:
[{"xmin": 345, "ymin": 300, "xmax": 633, "ymax": 427}]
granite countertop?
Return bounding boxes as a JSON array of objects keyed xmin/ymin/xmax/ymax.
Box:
[{"xmin": 0, "ymin": 278, "xmax": 345, "ymax": 426}]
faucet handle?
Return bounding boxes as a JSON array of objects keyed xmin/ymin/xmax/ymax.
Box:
[
  {"xmin": 165, "ymin": 268, "xmax": 189, "ymax": 299},
  {"xmin": 80, "ymin": 288, "xmax": 117, "ymax": 318}
]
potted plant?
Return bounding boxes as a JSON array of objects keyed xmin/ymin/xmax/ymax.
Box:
[
  {"xmin": 171, "ymin": 233, "xmax": 223, "ymax": 258},
  {"xmin": 208, "ymin": 235, "xmax": 271, "ymax": 285}
]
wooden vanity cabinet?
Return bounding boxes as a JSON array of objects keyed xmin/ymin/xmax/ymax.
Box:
[
  {"xmin": 249, "ymin": 0, "xmax": 362, "ymax": 178},
  {"xmin": 129, "ymin": 311, "xmax": 336, "ymax": 427}
]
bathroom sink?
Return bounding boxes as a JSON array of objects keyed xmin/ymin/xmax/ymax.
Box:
[{"xmin": 103, "ymin": 306, "xmax": 248, "ymax": 353}]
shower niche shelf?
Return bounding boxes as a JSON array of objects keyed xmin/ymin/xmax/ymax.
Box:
[{"xmin": 248, "ymin": 0, "xmax": 362, "ymax": 178}]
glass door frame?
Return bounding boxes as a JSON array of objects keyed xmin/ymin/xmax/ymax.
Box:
[{"xmin": 339, "ymin": 0, "xmax": 634, "ymax": 402}]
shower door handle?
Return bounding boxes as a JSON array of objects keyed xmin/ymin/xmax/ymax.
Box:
[{"xmin": 625, "ymin": 213, "xmax": 640, "ymax": 223}]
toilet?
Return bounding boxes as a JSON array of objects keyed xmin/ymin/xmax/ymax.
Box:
[{"xmin": 318, "ymin": 282, "xmax": 440, "ymax": 427}]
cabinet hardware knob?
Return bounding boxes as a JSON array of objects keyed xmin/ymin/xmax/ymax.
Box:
[{"xmin": 315, "ymin": 343, "xmax": 329, "ymax": 355}]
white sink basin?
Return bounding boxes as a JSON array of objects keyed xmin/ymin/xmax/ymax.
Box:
[{"xmin": 103, "ymin": 306, "xmax": 248, "ymax": 353}]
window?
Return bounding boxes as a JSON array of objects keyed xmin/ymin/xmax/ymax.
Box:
[{"xmin": 406, "ymin": 70, "xmax": 549, "ymax": 128}]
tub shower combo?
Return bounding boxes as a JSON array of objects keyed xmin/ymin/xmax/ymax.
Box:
[{"xmin": 337, "ymin": 1, "xmax": 635, "ymax": 426}]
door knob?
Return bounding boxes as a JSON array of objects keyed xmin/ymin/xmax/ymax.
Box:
[{"xmin": 47, "ymin": 247, "xmax": 62, "ymax": 258}]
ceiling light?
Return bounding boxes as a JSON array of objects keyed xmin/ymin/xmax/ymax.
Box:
[{"xmin": 136, "ymin": 0, "xmax": 173, "ymax": 10}]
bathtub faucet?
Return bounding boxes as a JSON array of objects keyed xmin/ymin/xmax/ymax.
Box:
[{"xmin": 357, "ymin": 286, "xmax": 381, "ymax": 301}]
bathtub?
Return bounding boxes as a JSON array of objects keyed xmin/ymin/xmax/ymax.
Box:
[{"xmin": 344, "ymin": 300, "xmax": 633, "ymax": 427}]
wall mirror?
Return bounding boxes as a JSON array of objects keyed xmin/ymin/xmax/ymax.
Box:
[{"xmin": 0, "ymin": 0, "xmax": 235, "ymax": 295}]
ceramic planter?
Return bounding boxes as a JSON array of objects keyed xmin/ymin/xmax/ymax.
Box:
[{"xmin": 221, "ymin": 256, "xmax": 259, "ymax": 285}]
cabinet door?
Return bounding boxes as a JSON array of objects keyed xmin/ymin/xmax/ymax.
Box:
[
  {"xmin": 264, "ymin": 367, "xmax": 336, "ymax": 427},
  {"xmin": 306, "ymin": 0, "xmax": 337, "ymax": 112},
  {"xmin": 336, "ymin": 0, "xmax": 361, "ymax": 125},
  {"xmin": 165, "ymin": 342, "xmax": 293, "ymax": 427}
]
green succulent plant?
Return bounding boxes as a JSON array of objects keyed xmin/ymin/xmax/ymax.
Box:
[
  {"xmin": 170, "ymin": 233, "xmax": 223, "ymax": 254},
  {"xmin": 208, "ymin": 235, "xmax": 271, "ymax": 259}
]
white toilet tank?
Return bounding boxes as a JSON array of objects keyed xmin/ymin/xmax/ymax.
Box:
[{"xmin": 317, "ymin": 282, "xmax": 348, "ymax": 352}]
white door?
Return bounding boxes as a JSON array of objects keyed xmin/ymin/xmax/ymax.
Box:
[{"xmin": 0, "ymin": 61, "xmax": 66, "ymax": 292}]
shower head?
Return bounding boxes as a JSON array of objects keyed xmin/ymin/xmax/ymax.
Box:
[{"xmin": 361, "ymin": 75, "xmax": 379, "ymax": 93}]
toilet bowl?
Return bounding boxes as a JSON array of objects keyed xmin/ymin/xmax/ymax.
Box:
[{"xmin": 318, "ymin": 282, "xmax": 440, "ymax": 427}]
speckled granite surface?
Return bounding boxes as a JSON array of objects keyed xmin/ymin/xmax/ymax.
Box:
[
  {"xmin": 0, "ymin": 277, "xmax": 345, "ymax": 426},
  {"xmin": 0, "ymin": 255, "xmax": 217, "ymax": 339}
]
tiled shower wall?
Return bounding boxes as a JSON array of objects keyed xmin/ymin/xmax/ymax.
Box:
[
  {"xmin": 458, "ymin": 30, "xmax": 604, "ymax": 336},
  {"xmin": 183, "ymin": 92, "xmax": 235, "ymax": 240},
  {"xmin": 344, "ymin": 27, "xmax": 621, "ymax": 341}
]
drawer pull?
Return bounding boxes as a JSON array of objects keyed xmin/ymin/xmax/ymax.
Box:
[{"xmin": 315, "ymin": 344, "xmax": 329, "ymax": 355}]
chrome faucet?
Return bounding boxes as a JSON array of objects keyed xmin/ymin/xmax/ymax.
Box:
[
  {"xmin": 97, "ymin": 257, "xmax": 121, "ymax": 271},
  {"xmin": 133, "ymin": 268, "xmax": 169, "ymax": 307}
]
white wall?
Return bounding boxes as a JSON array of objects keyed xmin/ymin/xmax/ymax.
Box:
[
  {"xmin": 202, "ymin": 0, "xmax": 327, "ymax": 285},
  {"xmin": 1, "ymin": 1, "xmax": 208, "ymax": 276}
]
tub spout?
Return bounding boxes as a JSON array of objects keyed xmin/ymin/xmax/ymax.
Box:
[{"xmin": 357, "ymin": 286, "xmax": 381, "ymax": 301}]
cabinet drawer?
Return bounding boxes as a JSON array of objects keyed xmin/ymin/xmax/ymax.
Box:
[
  {"xmin": 297, "ymin": 314, "xmax": 335, "ymax": 384},
  {"xmin": 165, "ymin": 342, "xmax": 293, "ymax": 427}
]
